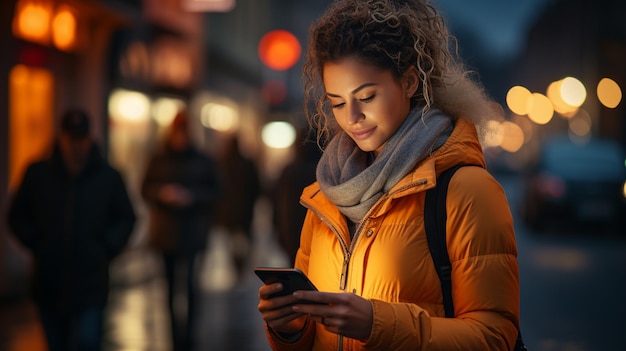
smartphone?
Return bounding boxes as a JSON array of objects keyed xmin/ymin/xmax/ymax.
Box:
[{"xmin": 254, "ymin": 267, "xmax": 318, "ymax": 298}]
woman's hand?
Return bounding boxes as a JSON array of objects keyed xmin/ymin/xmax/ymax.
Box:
[
  {"xmin": 257, "ymin": 282, "xmax": 308, "ymax": 335},
  {"xmin": 292, "ymin": 291, "xmax": 373, "ymax": 341}
]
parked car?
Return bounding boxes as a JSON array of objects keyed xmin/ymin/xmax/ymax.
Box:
[{"xmin": 521, "ymin": 136, "xmax": 626, "ymax": 233}]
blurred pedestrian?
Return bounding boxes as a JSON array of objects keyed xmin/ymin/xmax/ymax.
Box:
[
  {"xmin": 257, "ymin": 0, "xmax": 523, "ymax": 350},
  {"xmin": 215, "ymin": 135, "xmax": 261, "ymax": 281},
  {"xmin": 141, "ymin": 110, "xmax": 221, "ymax": 351},
  {"xmin": 6, "ymin": 108, "xmax": 137, "ymax": 351},
  {"xmin": 272, "ymin": 131, "xmax": 321, "ymax": 265}
]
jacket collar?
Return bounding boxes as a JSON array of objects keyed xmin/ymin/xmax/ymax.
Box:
[
  {"xmin": 302, "ymin": 117, "xmax": 486, "ymax": 208},
  {"xmin": 389, "ymin": 117, "xmax": 486, "ymax": 195}
]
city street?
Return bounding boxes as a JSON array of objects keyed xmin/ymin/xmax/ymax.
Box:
[
  {"xmin": 499, "ymin": 174, "xmax": 626, "ymax": 351},
  {"xmin": 3, "ymin": 176, "xmax": 626, "ymax": 351},
  {"xmin": 102, "ymin": 197, "xmax": 284, "ymax": 351},
  {"xmin": 1, "ymin": 1, "xmax": 625, "ymax": 351}
]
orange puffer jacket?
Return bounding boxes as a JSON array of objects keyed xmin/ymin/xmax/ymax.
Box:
[{"xmin": 267, "ymin": 117, "xmax": 520, "ymax": 351}]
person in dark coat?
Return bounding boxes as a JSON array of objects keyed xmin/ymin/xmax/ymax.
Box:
[
  {"xmin": 215, "ymin": 135, "xmax": 261, "ymax": 281},
  {"xmin": 272, "ymin": 131, "xmax": 322, "ymax": 265},
  {"xmin": 141, "ymin": 110, "xmax": 221, "ymax": 351},
  {"xmin": 6, "ymin": 108, "xmax": 137, "ymax": 351}
]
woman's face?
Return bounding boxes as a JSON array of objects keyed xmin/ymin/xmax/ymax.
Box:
[{"xmin": 323, "ymin": 57, "xmax": 418, "ymax": 155}]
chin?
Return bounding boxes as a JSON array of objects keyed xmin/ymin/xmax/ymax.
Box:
[
  {"xmin": 351, "ymin": 137, "xmax": 380, "ymax": 151},
  {"xmin": 355, "ymin": 143, "xmax": 379, "ymax": 154}
]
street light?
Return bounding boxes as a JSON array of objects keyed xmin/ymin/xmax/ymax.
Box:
[{"xmin": 258, "ymin": 30, "xmax": 301, "ymax": 71}]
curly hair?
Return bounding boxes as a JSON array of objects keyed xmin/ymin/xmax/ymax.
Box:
[{"xmin": 302, "ymin": 0, "xmax": 503, "ymax": 147}]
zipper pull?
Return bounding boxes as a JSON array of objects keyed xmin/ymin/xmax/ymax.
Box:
[{"xmin": 340, "ymin": 257, "xmax": 349, "ymax": 290}]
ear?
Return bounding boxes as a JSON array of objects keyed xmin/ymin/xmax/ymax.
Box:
[{"xmin": 402, "ymin": 66, "xmax": 419, "ymax": 97}]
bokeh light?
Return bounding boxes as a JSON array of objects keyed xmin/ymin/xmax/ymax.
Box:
[
  {"xmin": 560, "ymin": 76, "xmax": 586, "ymax": 107},
  {"xmin": 258, "ymin": 30, "xmax": 301, "ymax": 71},
  {"xmin": 546, "ymin": 80, "xmax": 577, "ymax": 117},
  {"xmin": 51, "ymin": 6, "xmax": 76, "ymax": 50},
  {"xmin": 152, "ymin": 97, "xmax": 185, "ymax": 127},
  {"xmin": 568, "ymin": 109, "xmax": 592, "ymax": 137},
  {"xmin": 201, "ymin": 102, "xmax": 238, "ymax": 132},
  {"xmin": 108, "ymin": 89, "xmax": 150, "ymax": 122},
  {"xmin": 526, "ymin": 93, "xmax": 554, "ymax": 125},
  {"xmin": 506, "ymin": 85, "xmax": 531, "ymax": 115},
  {"xmin": 261, "ymin": 121, "xmax": 296, "ymax": 148},
  {"xmin": 597, "ymin": 78, "xmax": 622, "ymax": 108},
  {"xmin": 14, "ymin": 1, "xmax": 52, "ymax": 44},
  {"xmin": 499, "ymin": 121, "xmax": 525, "ymax": 152},
  {"xmin": 511, "ymin": 114, "xmax": 534, "ymax": 144}
]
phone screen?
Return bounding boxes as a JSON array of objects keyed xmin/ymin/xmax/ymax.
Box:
[{"xmin": 254, "ymin": 267, "xmax": 318, "ymax": 297}]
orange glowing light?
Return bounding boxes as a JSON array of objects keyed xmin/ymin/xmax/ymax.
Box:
[
  {"xmin": 499, "ymin": 121, "xmax": 524, "ymax": 153},
  {"xmin": 526, "ymin": 93, "xmax": 554, "ymax": 125},
  {"xmin": 258, "ymin": 30, "xmax": 301, "ymax": 71},
  {"xmin": 14, "ymin": 1, "xmax": 53, "ymax": 45},
  {"xmin": 52, "ymin": 6, "xmax": 77, "ymax": 50},
  {"xmin": 506, "ymin": 85, "xmax": 531, "ymax": 115},
  {"xmin": 597, "ymin": 78, "xmax": 622, "ymax": 109},
  {"xmin": 9, "ymin": 64, "xmax": 55, "ymax": 191},
  {"xmin": 547, "ymin": 80, "xmax": 577, "ymax": 118}
]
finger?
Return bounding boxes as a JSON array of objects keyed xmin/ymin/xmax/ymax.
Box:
[
  {"xmin": 258, "ymin": 295, "xmax": 300, "ymax": 315},
  {"xmin": 315, "ymin": 315, "xmax": 335, "ymax": 331},
  {"xmin": 291, "ymin": 302, "xmax": 334, "ymax": 318},
  {"xmin": 293, "ymin": 290, "xmax": 338, "ymax": 304},
  {"xmin": 266, "ymin": 311, "xmax": 306, "ymax": 328},
  {"xmin": 266, "ymin": 314, "xmax": 309, "ymax": 336},
  {"xmin": 259, "ymin": 282, "xmax": 284, "ymax": 299}
]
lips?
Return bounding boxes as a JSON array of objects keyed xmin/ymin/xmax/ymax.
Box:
[{"xmin": 351, "ymin": 127, "xmax": 376, "ymax": 140}]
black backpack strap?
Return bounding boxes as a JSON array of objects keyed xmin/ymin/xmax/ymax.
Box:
[
  {"xmin": 424, "ymin": 164, "xmax": 528, "ymax": 350},
  {"xmin": 424, "ymin": 163, "xmax": 468, "ymax": 318}
]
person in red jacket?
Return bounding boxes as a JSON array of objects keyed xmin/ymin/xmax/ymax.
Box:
[{"xmin": 257, "ymin": 0, "xmax": 522, "ymax": 350}]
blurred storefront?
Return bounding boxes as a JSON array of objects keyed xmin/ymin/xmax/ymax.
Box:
[
  {"xmin": 0, "ymin": 0, "xmax": 208, "ymax": 300},
  {"xmin": 106, "ymin": 0, "xmax": 205, "ymax": 200},
  {"xmin": 0, "ymin": 0, "xmax": 140, "ymax": 300},
  {"xmin": 1, "ymin": 0, "xmax": 135, "ymax": 199}
]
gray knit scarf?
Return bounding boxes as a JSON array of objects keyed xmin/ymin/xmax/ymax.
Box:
[{"xmin": 316, "ymin": 107, "xmax": 453, "ymax": 223}]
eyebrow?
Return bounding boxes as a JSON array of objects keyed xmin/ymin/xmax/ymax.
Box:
[{"xmin": 325, "ymin": 82, "xmax": 378, "ymax": 98}]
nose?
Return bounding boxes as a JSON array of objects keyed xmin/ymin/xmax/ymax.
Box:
[{"xmin": 346, "ymin": 102, "xmax": 364, "ymax": 125}]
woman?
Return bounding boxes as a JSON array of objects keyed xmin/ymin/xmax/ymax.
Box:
[{"xmin": 257, "ymin": 0, "xmax": 521, "ymax": 350}]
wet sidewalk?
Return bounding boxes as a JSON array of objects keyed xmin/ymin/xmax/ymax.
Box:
[{"xmin": 1, "ymin": 198, "xmax": 291, "ymax": 351}]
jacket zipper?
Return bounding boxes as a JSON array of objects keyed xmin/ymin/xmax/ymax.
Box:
[
  {"xmin": 346, "ymin": 177, "xmax": 429, "ymax": 279},
  {"xmin": 301, "ymin": 178, "xmax": 428, "ymax": 350}
]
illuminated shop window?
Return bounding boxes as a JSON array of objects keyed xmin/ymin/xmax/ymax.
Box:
[
  {"xmin": 13, "ymin": 0, "xmax": 81, "ymax": 52},
  {"xmin": 9, "ymin": 64, "xmax": 55, "ymax": 191}
]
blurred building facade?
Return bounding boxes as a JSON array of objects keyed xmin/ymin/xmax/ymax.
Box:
[
  {"xmin": 0, "ymin": 0, "xmax": 133, "ymax": 301},
  {"xmin": 0, "ymin": 0, "xmax": 206, "ymax": 301}
]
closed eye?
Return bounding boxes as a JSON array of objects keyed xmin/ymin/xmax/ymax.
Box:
[
  {"xmin": 359, "ymin": 95, "xmax": 375, "ymax": 103},
  {"xmin": 329, "ymin": 94, "xmax": 374, "ymax": 109}
]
